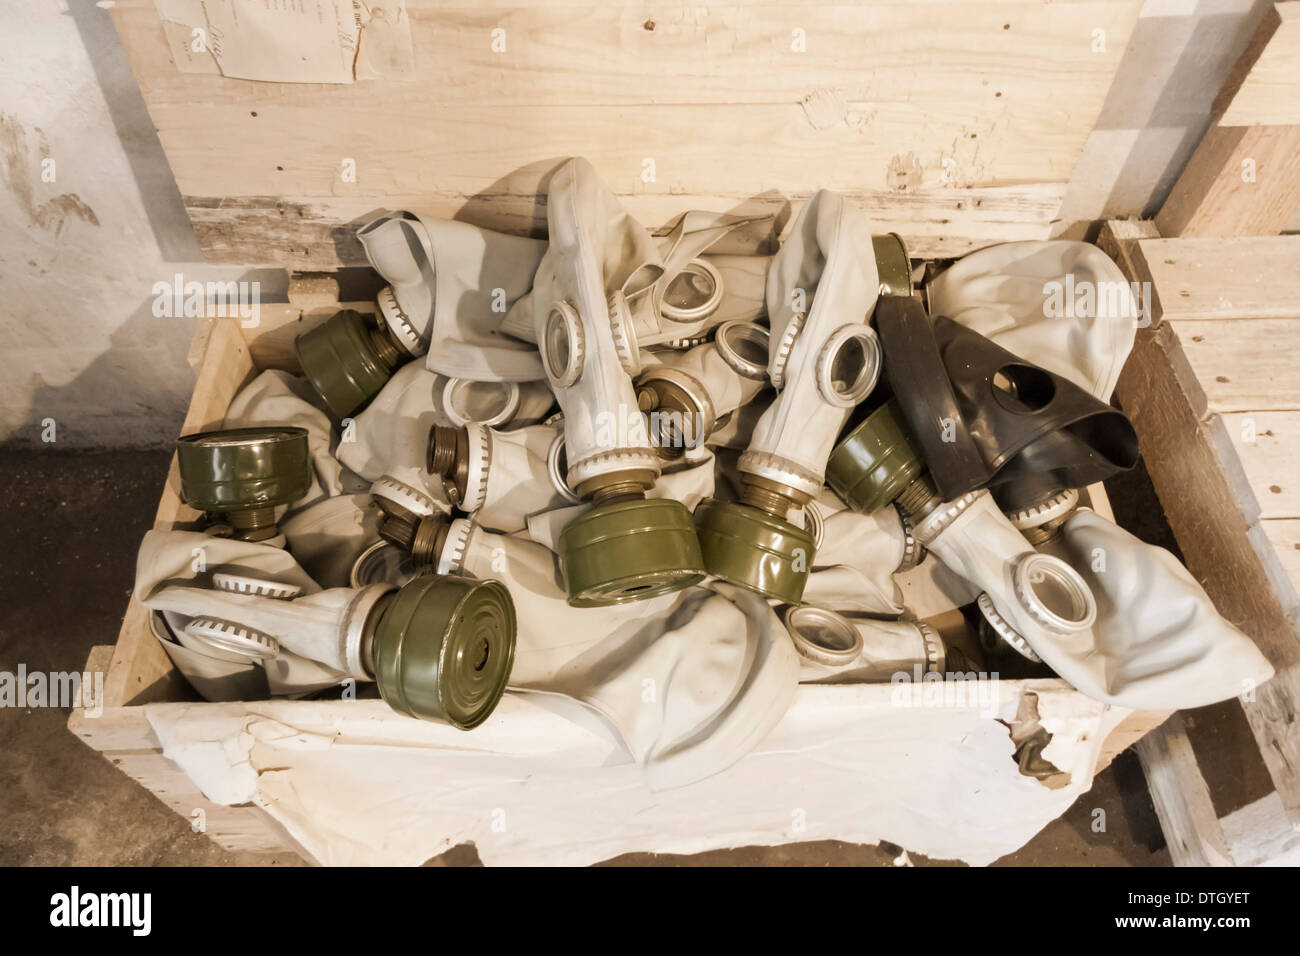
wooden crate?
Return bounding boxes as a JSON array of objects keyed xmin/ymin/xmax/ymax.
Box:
[
  {"xmin": 68, "ymin": 0, "xmax": 1208, "ymax": 864},
  {"xmin": 69, "ymin": 284, "xmax": 1168, "ymax": 862}
]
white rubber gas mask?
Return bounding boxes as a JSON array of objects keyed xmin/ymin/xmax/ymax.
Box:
[
  {"xmin": 926, "ymin": 240, "xmax": 1140, "ymax": 401},
  {"xmin": 527, "ymin": 157, "xmax": 706, "ymax": 606},
  {"xmin": 694, "ymin": 190, "xmax": 883, "ymax": 604},
  {"xmin": 357, "ymin": 212, "xmax": 547, "ymax": 381},
  {"xmin": 782, "ymin": 605, "xmax": 945, "ymax": 684},
  {"xmin": 136, "ymin": 528, "xmax": 517, "ymax": 728},
  {"xmin": 1011, "ymin": 507, "xmax": 1274, "ymax": 709}
]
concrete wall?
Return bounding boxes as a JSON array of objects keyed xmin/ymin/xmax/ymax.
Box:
[{"xmin": 0, "ymin": 0, "xmax": 1283, "ymax": 447}]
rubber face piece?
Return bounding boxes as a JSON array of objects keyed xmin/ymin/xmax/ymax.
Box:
[
  {"xmin": 176, "ymin": 426, "xmax": 311, "ymax": 513},
  {"xmin": 559, "ymin": 498, "xmax": 706, "ymax": 607},
  {"xmin": 875, "ymin": 295, "xmax": 989, "ymax": 500},
  {"xmin": 826, "ymin": 398, "xmax": 925, "ymax": 513},
  {"xmin": 872, "ymin": 233, "xmax": 913, "ymax": 299},
  {"xmin": 694, "ymin": 499, "xmax": 816, "ymax": 604},
  {"xmin": 294, "ymin": 309, "xmax": 394, "ymax": 422},
  {"xmin": 370, "ymin": 574, "xmax": 517, "ymax": 729},
  {"xmin": 932, "ymin": 315, "xmax": 1140, "ymax": 511}
]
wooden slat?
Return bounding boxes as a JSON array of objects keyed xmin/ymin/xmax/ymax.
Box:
[
  {"xmin": 1262, "ymin": 520, "xmax": 1300, "ymax": 583},
  {"xmin": 1133, "ymin": 236, "xmax": 1300, "ymax": 323},
  {"xmin": 1218, "ymin": 3, "xmax": 1300, "ymax": 128},
  {"xmin": 1134, "ymin": 714, "xmax": 1233, "ymax": 867},
  {"xmin": 1110, "ymin": 234, "xmax": 1300, "ymax": 823},
  {"xmin": 1223, "ymin": 412, "xmax": 1300, "ymax": 519},
  {"xmin": 1171, "ymin": 318, "xmax": 1300, "ymax": 414},
  {"xmin": 1221, "ymin": 791, "xmax": 1300, "ymax": 865},
  {"xmin": 107, "ymin": 0, "xmax": 1144, "ymax": 267},
  {"xmin": 1156, "ymin": 4, "xmax": 1300, "ymax": 238},
  {"xmin": 181, "ymin": 185, "xmax": 1070, "ymax": 269}
]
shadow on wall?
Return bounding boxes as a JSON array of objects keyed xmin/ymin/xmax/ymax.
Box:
[
  {"xmin": 1056, "ymin": 0, "xmax": 1276, "ymax": 234},
  {"xmin": 5, "ymin": 268, "xmax": 286, "ymax": 449},
  {"xmin": 65, "ymin": 0, "xmax": 200, "ymax": 262}
]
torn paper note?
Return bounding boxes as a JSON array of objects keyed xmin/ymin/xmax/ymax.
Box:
[{"xmin": 156, "ymin": 0, "xmax": 414, "ymax": 84}]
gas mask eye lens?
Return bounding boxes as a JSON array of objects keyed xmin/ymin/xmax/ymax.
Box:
[
  {"xmin": 541, "ymin": 302, "xmax": 584, "ymax": 388},
  {"xmin": 443, "ymin": 378, "xmax": 518, "ymax": 428},
  {"xmin": 715, "ymin": 321, "xmax": 770, "ymax": 380},
  {"xmin": 660, "ymin": 258, "xmax": 724, "ymax": 323},
  {"xmin": 816, "ymin": 325, "xmax": 882, "ymax": 408}
]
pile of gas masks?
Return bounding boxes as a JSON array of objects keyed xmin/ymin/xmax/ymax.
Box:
[{"xmin": 136, "ymin": 159, "xmax": 1272, "ymax": 786}]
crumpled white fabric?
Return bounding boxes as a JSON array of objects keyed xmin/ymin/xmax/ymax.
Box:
[
  {"xmin": 1036, "ymin": 508, "xmax": 1274, "ymax": 709},
  {"xmin": 447, "ymin": 521, "xmax": 800, "ymax": 790},
  {"xmin": 926, "ymin": 240, "xmax": 1138, "ymax": 400},
  {"xmin": 358, "ymin": 212, "xmax": 547, "ymax": 381},
  {"xmin": 134, "ymin": 530, "xmax": 354, "ymax": 698},
  {"xmin": 141, "ymin": 678, "xmax": 1125, "ymax": 866},
  {"xmin": 743, "ymin": 189, "xmax": 880, "ymax": 496},
  {"xmin": 224, "ymin": 369, "xmax": 368, "ymax": 507}
]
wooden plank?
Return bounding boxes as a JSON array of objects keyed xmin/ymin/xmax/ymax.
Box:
[
  {"xmin": 1093, "ymin": 708, "xmax": 1173, "ymax": 775},
  {"xmin": 1221, "ymin": 790, "xmax": 1300, "ymax": 865},
  {"xmin": 1116, "ymin": 319, "xmax": 1300, "ymax": 823},
  {"xmin": 1156, "ymin": 4, "xmax": 1300, "ymax": 238},
  {"xmin": 107, "ymin": 0, "xmax": 1142, "ymax": 266},
  {"xmin": 1223, "ymin": 412, "xmax": 1300, "ymax": 519},
  {"xmin": 1262, "ymin": 519, "xmax": 1300, "ymax": 583},
  {"xmin": 1134, "ymin": 714, "xmax": 1233, "ymax": 867},
  {"xmin": 118, "ymin": 1, "xmax": 1141, "ymax": 111},
  {"xmin": 1218, "ymin": 3, "xmax": 1300, "ymax": 128},
  {"xmin": 179, "ymin": 185, "xmax": 1069, "ymax": 270},
  {"xmin": 1171, "ymin": 318, "xmax": 1300, "ymax": 414},
  {"xmin": 1134, "ymin": 236, "xmax": 1300, "ymax": 323}
]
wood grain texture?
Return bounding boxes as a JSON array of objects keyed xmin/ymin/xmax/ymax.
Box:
[
  {"xmin": 107, "ymin": 0, "xmax": 1144, "ymax": 267},
  {"xmin": 1223, "ymin": 411, "xmax": 1300, "ymax": 519},
  {"xmin": 181, "ymin": 185, "xmax": 1070, "ymax": 268},
  {"xmin": 1218, "ymin": 3, "xmax": 1300, "ymax": 128},
  {"xmin": 1134, "ymin": 714, "xmax": 1233, "ymax": 867},
  {"xmin": 1171, "ymin": 318, "xmax": 1300, "ymax": 414},
  {"xmin": 1156, "ymin": 4, "xmax": 1300, "ymax": 238},
  {"xmin": 1135, "ymin": 236, "xmax": 1300, "ymax": 323}
]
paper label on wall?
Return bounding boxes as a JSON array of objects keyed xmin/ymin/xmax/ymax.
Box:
[{"xmin": 156, "ymin": 0, "xmax": 414, "ymax": 84}]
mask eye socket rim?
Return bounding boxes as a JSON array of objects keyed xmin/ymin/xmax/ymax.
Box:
[
  {"xmin": 540, "ymin": 301, "xmax": 585, "ymax": 389},
  {"xmin": 782, "ymin": 605, "xmax": 863, "ymax": 667},
  {"xmin": 660, "ymin": 258, "xmax": 724, "ymax": 324},
  {"xmin": 816, "ymin": 324, "xmax": 883, "ymax": 408},
  {"xmin": 715, "ymin": 320, "xmax": 771, "ymax": 381},
  {"xmin": 442, "ymin": 378, "xmax": 519, "ymax": 429},
  {"xmin": 546, "ymin": 429, "xmax": 584, "ymax": 504}
]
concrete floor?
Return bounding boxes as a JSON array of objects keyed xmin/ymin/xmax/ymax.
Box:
[{"xmin": 0, "ymin": 449, "xmax": 1274, "ymax": 865}]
